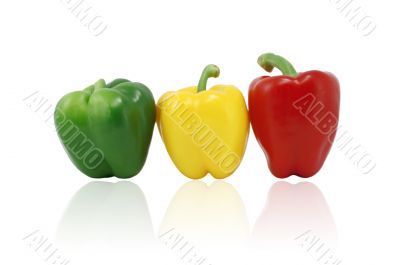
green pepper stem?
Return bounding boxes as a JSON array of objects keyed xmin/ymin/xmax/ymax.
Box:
[
  {"xmin": 257, "ymin": 53, "xmax": 298, "ymax": 77},
  {"xmin": 197, "ymin": 64, "xmax": 220, "ymax": 92},
  {"xmin": 94, "ymin": 79, "xmax": 106, "ymax": 90}
]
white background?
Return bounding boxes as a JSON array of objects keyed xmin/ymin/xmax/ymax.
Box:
[{"xmin": 1, "ymin": 0, "xmax": 399, "ymax": 264}]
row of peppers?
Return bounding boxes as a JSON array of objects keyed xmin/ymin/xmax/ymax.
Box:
[{"xmin": 54, "ymin": 53, "xmax": 340, "ymax": 179}]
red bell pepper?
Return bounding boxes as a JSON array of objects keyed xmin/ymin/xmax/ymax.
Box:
[{"xmin": 249, "ymin": 53, "xmax": 340, "ymax": 178}]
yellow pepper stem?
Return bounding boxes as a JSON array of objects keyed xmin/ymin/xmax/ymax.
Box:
[{"xmin": 197, "ymin": 64, "xmax": 220, "ymax": 92}]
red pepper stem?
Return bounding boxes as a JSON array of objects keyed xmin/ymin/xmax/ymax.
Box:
[
  {"xmin": 197, "ymin": 64, "xmax": 220, "ymax": 92},
  {"xmin": 257, "ymin": 53, "xmax": 298, "ymax": 77},
  {"xmin": 94, "ymin": 79, "xmax": 106, "ymax": 90}
]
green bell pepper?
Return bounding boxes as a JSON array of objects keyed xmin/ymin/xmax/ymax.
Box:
[{"xmin": 54, "ymin": 78, "xmax": 156, "ymax": 178}]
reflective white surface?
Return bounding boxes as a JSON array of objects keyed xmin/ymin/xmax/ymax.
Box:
[
  {"xmin": 252, "ymin": 181, "xmax": 336, "ymax": 248},
  {"xmin": 44, "ymin": 180, "xmax": 338, "ymax": 265},
  {"xmin": 56, "ymin": 181, "xmax": 156, "ymax": 264},
  {"xmin": 160, "ymin": 181, "xmax": 249, "ymax": 264}
]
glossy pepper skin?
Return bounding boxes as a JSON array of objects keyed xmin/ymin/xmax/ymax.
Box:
[
  {"xmin": 54, "ymin": 79, "xmax": 156, "ymax": 178},
  {"xmin": 249, "ymin": 53, "xmax": 340, "ymax": 178},
  {"xmin": 157, "ymin": 65, "xmax": 249, "ymax": 179}
]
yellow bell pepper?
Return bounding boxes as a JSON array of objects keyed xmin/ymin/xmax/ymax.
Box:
[{"xmin": 157, "ymin": 64, "xmax": 249, "ymax": 179}]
